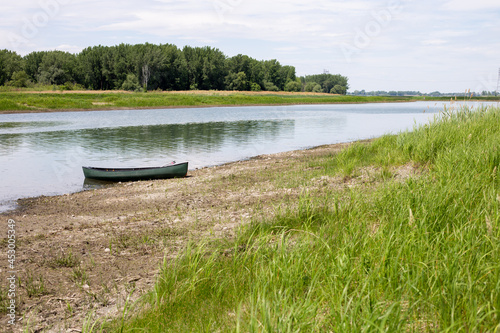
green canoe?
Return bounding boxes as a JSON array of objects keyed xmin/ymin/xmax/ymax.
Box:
[{"xmin": 82, "ymin": 162, "xmax": 188, "ymax": 182}]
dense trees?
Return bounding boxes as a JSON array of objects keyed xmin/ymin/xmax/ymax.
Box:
[
  {"xmin": 0, "ymin": 43, "xmax": 349, "ymax": 94},
  {"xmin": 24, "ymin": 51, "xmax": 47, "ymax": 83},
  {"xmin": 302, "ymin": 73, "xmax": 349, "ymax": 94},
  {"xmin": 36, "ymin": 50, "xmax": 77, "ymax": 85},
  {"xmin": 0, "ymin": 50, "xmax": 23, "ymax": 85}
]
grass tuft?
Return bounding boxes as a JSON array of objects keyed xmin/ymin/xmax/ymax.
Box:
[{"xmin": 48, "ymin": 250, "xmax": 80, "ymax": 268}]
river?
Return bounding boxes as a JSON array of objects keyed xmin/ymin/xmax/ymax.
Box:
[{"xmin": 0, "ymin": 101, "xmax": 494, "ymax": 211}]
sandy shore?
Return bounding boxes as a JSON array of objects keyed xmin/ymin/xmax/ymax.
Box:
[{"xmin": 1, "ymin": 141, "xmax": 365, "ymax": 331}]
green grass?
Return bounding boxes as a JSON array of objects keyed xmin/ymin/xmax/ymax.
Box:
[
  {"xmin": 0, "ymin": 286, "xmax": 9, "ymax": 314},
  {"xmin": 1, "ymin": 89, "xmax": 499, "ymax": 112},
  {"xmin": 23, "ymin": 272, "xmax": 49, "ymax": 298},
  {"xmin": 94, "ymin": 104, "xmax": 499, "ymax": 332},
  {"xmin": 48, "ymin": 250, "xmax": 80, "ymax": 268},
  {"xmin": 0, "ymin": 91, "xmax": 422, "ymax": 112}
]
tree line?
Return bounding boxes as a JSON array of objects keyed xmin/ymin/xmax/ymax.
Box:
[{"xmin": 0, "ymin": 43, "xmax": 349, "ymax": 94}]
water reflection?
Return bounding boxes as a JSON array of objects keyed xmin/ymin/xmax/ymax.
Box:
[
  {"xmin": 0, "ymin": 135, "xmax": 22, "ymax": 155},
  {"xmin": 0, "ymin": 119, "xmax": 295, "ymax": 157},
  {"xmin": 0, "ymin": 121, "xmax": 69, "ymax": 130}
]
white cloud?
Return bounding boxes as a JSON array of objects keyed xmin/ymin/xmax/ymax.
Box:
[
  {"xmin": 421, "ymin": 39, "xmax": 448, "ymax": 46},
  {"xmin": 442, "ymin": 0, "xmax": 500, "ymax": 10},
  {"xmin": 0, "ymin": 0, "xmax": 498, "ymax": 92},
  {"xmin": 274, "ymin": 46, "xmax": 301, "ymax": 52},
  {"xmin": 433, "ymin": 30, "xmax": 474, "ymax": 38},
  {"xmin": 54, "ymin": 44, "xmax": 83, "ymax": 54}
]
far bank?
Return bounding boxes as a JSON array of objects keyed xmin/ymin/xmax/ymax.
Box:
[{"xmin": 2, "ymin": 90, "xmax": 490, "ymax": 114}]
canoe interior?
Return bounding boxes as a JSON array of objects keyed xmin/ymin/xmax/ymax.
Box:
[{"xmin": 87, "ymin": 165, "xmax": 182, "ymax": 172}]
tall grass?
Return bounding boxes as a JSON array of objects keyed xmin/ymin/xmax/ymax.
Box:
[{"xmin": 107, "ymin": 104, "xmax": 500, "ymax": 332}]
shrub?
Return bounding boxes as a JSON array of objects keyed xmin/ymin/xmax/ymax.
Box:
[
  {"xmin": 250, "ymin": 82, "xmax": 262, "ymax": 91},
  {"xmin": 263, "ymin": 80, "xmax": 280, "ymax": 92},
  {"xmin": 304, "ymin": 82, "xmax": 317, "ymax": 92},
  {"xmin": 121, "ymin": 73, "xmax": 141, "ymax": 92},
  {"xmin": 312, "ymin": 84, "xmax": 323, "ymax": 93},
  {"xmin": 7, "ymin": 71, "xmax": 32, "ymax": 88},
  {"xmin": 330, "ymin": 84, "xmax": 346, "ymax": 95},
  {"xmin": 285, "ymin": 81, "xmax": 302, "ymax": 92}
]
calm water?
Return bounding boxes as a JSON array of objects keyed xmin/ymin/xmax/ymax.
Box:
[{"xmin": 0, "ymin": 101, "xmax": 494, "ymax": 211}]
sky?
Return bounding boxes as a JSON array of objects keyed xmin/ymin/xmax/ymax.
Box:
[{"xmin": 1, "ymin": 0, "xmax": 499, "ymax": 93}]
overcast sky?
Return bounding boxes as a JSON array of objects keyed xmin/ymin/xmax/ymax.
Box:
[{"xmin": 1, "ymin": 0, "xmax": 499, "ymax": 93}]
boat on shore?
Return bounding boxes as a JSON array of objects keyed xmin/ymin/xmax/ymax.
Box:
[{"xmin": 82, "ymin": 162, "xmax": 188, "ymax": 182}]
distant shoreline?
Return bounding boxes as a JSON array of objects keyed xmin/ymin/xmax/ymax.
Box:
[
  {"xmin": 1, "ymin": 89, "xmax": 497, "ymax": 114},
  {"xmin": 0, "ymin": 100, "xmax": 420, "ymax": 115},
  {"xmin": 0, "ymin": 90, "xmax": 463, "ymax": 115}
]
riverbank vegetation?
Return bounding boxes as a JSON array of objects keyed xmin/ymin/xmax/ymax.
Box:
[
  {"xmin": 0, "ymin": 90, "xmax": 418, "ymax": 112},
  {"xmin": 0, "ymin": 45, "xmax": 349, "ymax": 94},
  {"xmin": 85, "ymin": 103, "xmax": 500, "ymax": 332}
]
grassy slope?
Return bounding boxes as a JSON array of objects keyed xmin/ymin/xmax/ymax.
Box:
[
  {"xmin": 93, "ymin": 104, "xmax": 500, "ymax": 332},
  {"xmin": 92, "ymin": 104, "xmax": 500, "ymax": 332}
]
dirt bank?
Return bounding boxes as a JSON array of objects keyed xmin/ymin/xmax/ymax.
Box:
[{"xmin": 0, "ymin": 142, "xmax": 356, "ymax": 332}]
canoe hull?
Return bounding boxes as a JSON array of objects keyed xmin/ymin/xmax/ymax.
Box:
[{"xmin": 82, "ymin": 162, "xmax": 188, "ymax": 182}]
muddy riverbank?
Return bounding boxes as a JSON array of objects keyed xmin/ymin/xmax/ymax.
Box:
[{"xmin": 1, "ymin": 141, "xmax": 371, "ymax": 331}]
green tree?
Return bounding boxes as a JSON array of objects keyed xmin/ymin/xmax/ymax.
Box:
[
  {"xmin": 183, "ymin": 45, "xmax": 201, "ymax": 90},
  {"xmin": 323, "ymin": 79, "xmax": 334, "ymax": 93},
  {"xmin": 250, "ymin": 82, "xmax": 262, "ymax": 91},
  {"xmin": 263, "ymin": 80, "xmax": 279, "ymax": 92},
  {"xmin": 1, "ymin": 42, "xmax": 306, "ymax": 92},
  {"xmin": 77, "ymin": 46, "xmax": 106, "ymax": 90},
  {"xmin": 279, "ymin": 65, "xmax": 296, "ymax": 90},
  {"xmin": 304, "ymin": 82, "xmax": 317, "ymax": 92},
  {"xmin": 23, "ymin": 51, "xmax": 47, "ymax": 83},
  {"xmin": 37, "ymin": 51, "xmax": 76, "ymax": 85},
  {"xmin": 0, "ymin": 50, "xmax": 23, "ymax": 85},
  {"xmin": 247, "ymin": 60, "xmax": 265, "ymax": 89},
  {"xmin": 121, "ymin": 73, "xmax": 141, "ymax": 91},
  {"xmin": 134, "ymin": 43, "xmax": 167, "ymax": 91},
  {"xmin": 285, "ymin": 80, "xmax": 301, "ymax": 92},
  {"xmin": 8, "ymin": 71, "xmax": 32, "ymax": 87},
  {"xmin": 330, "ymin": 84, "xmax": 346, "ymax": 94},
  {"xmin": 200, "ymin": 47, "xmax": 227, "ymax": 90},
  {"xmin": 302, "ymin": 73, "xmax": 349, "ymax": 94},
  {"xmin": 312, "ymin": 84, "xmax": 323, "ymax": 93},
  {"xmin": 225, "ymin": 71, "xmax": 249, "ymax": 91},
  {"xmin": 227, "ymin": 54, "xmax": 252, "ymax": 77},
  {"xmin": 100, "ymin": 45, "xmax": 124, "ymax": 90},
  {"xmin": 227, "ymin": 54, "xmax": 270, "ymax": 90},
  {"xmin": 183, "ymin": 46, "xmax": 227, "ymax": 90},
  {"xmin": 157, "ymin": 44, "xmax": 188, "ymax": 90},
  {"xmin": 37, "ymin": 67, "xmax": 66, "ymax": 85},
  {"xmin": 263, "ymin": 59, "xmax": 280, "ymax": 90}
]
